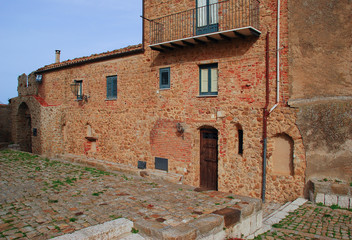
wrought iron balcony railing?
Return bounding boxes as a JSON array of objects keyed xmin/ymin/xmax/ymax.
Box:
[{"xmin": 149, "ymin": 0, "xmax": 260, "ymax": 49}]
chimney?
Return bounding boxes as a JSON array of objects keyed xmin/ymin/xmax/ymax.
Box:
[{"xmin": 55, "ymin": 50, "xmax": 61, "ymax": 63}]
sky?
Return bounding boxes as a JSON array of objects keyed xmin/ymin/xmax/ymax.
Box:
[{"xmin": 0, "ymin": 0, "xmax": 142, "ymax": 104}]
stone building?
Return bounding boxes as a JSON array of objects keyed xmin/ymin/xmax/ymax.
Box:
[
  {"xmin": 0, "ymin": 104, "xmax": 12, "ymax": 146},
  {"xmin": 9, "ymin": 0, "xmax": 351, "ymax": 203}
]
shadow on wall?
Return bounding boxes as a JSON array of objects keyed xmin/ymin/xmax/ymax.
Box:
[{"xmin": 17, "ymin": 102, "xmax": 32, "ymax": 152}]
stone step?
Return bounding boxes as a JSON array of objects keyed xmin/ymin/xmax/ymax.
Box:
[{"xmin": 51, "ymin": 218, "xmax": 134, "ymax": 240}]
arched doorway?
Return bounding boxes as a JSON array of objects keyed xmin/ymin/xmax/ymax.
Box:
[
  {"xmin": 200, "ymin": 127, "xmax": 218, "ymax": 190},
  {"xmin": 17, "ymin": 102, "xmax": 32, "ymax": 152}
]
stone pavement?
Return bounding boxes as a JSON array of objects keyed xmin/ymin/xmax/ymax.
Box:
[
  {"xmin": 0, "ymin": 150, "xmax": 260, "ymax": 240},
  {"xmin": 255, "ymin": 201, "xmax": 352, "ymax": 239}
]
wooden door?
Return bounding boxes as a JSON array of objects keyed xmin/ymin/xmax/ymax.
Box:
[{"xmin": 200, "ymin": 129, "xmax": 218, "ymax": 190}]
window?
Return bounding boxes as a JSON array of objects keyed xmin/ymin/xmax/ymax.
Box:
[
  {"xmin": 196, "ymin": 0, "xmax": 219, "ymax": 35},
  {"xmin": 199, "ymin": 63, "xmax": 218, "ymax": 95},
  {"xmin": 75, "ymin": 80, "xmax": 83, "ymax": 100},
  {"xmin": 159, "ymin": 67, "xmax": 170, "ymax": 89},
  {"xmin": 238, "ymin": 129, "xmax": 243, "ymax": 155},
  {"xmin": 106, "ymin": 75, "xmax": 117, "ymax": 99}
]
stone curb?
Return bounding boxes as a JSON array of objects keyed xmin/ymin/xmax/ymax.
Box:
[
  {"xmin": 51, "ymin": 218, "xmax": 141, "ymax": 240},
  {"xmin": 134, "ymin": 203, "xmax": 263, "ymax": 240}
]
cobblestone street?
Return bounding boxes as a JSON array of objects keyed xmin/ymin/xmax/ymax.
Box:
[
  {"xmin": 1, "ymin": 150, "xmax": 351, "ymax": 240},
  {"xmin": 0, "ymin": 150, "xmax": 254, "ymax": 239},
  {"xmin": 256, "ymin": 202, "xmax": 352, "ymax": 240}
]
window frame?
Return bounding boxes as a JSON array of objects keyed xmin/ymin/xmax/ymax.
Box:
[
  {"xmin": 74, "ymin": 80, "xmax": 83, "ymax": 100},
  {"xmin": 106, "ymin": 75, "xmax": 117, "ymax": 100},
  {"xmin": 199, "ymin": 63, "xmax": 218, "ymax": 96},
  {"xmin": 159, "ymin": 67, "xmax": 171, "ymax": 89}
]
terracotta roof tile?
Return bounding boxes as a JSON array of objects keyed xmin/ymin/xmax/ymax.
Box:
[{"xmin": 36, "ymin": 44, "xmax": 143, "ymax": 73}]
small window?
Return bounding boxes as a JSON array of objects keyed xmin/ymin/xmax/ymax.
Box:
[
  {"xmin": 106, "ymin": 75, "xmax": 117, "ymax": 99},
  {"xmin": 159, "ymin": 67, "xmax": 170, "ymax": 89},
  {"xmin": 199, "ymin": 63, "xmax": 218, "ymax": 95},
  {"xmin": 75, "ymin": 80, "xmax": 83, "ymax": 100},
  {"xmin": 238, "ymin": 129, "xmax": 243, "ymax": 155}
]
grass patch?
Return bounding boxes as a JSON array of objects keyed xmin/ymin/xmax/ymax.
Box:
[
  {"xmin": 3, "ymin": 219, "xmax": 14, "ymax": 224},
  {"xmin": 109, "ymin": 215, "xmax": 122, "ymax": 220},
  {"xmin": 65, "ymin": 177, "xmax": 77, "ymax": 185},
  {"xmin": 69, "ymin": 218, "xmax": 77, "ymax": 222},
  {"xmin": 131, "ymin": 228, "xmax": 139, "ymax": 234},
  {"xmin": 272, "ymin": 223, "xmax": 284, "ymax": 228},
  {"xmin": 48, "ymin": 199, "xmax": 58, "ymax": 203},
  {"xmin": 92, "ymin": 192, "xmax": 104, "ymax": 196},
  {"xmin": 226, "ymin": 196, "xmax": 234, "ymax": 199}
]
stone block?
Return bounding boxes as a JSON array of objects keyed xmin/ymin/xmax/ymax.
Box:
[
  {"xmin": 338, "ymin": 196, "xmax": 350, "ymax": 209},
  {"xmin": 134, "ymin": 219, "xmax": 166, "ymax": 239},
  {"xmin": 52, "ymin": 218, "xmax": 133, "ymax": 240},
  {"xmin": 315, "ymin": 193, "xmax": 325, "ymax": 204},
  {"xmin": 350, "ymin": 198, "xmax": 352, "ymax": 209},
  {"xmin": 324, "ymin": 194, "xmax": 338, "ymax": 206},
  {"xmin": 314, "ymin": 181, "xmax": 332, "ymax": 195},
  {"xmin": 240, "ymin": 217, "xmax": 251, "ymax": 237},
  {"xmin": 212, "ymin": 208, "xmax": 241, "ymax": 228},
  {"xmin": 249, "ymin": 212, "xmax": 257, "ymax": 233},
  {"xmin": 331, "ymin": 183, "xmax": 349, "ymax": 195},
  {"xmin": 189, "ymin": 214, "xmax": 223, "ymax": 237},
  {"xmin": 161, "ymin": 223, "xmax": 197, "ymax": 240},
  {"xmin": 255, "ymin": 210, "xmax": 263, "ymax": 229},
  {"xmin": 120, "ymin": 233, "xmax": 145, "ymax": 240}
]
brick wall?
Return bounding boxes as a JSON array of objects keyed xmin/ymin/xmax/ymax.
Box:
[
  {"xmin": 10, "ymin": 0, "xmax": 306, "ymax": 202},
  {"xmin": 0, "ymin": 104, "xmax": 12, "ymax": 143}
]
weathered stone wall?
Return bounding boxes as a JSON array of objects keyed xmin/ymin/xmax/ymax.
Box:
[
  {"xmin": 10, "ymin": 0, "xmax": 306, "ymax": 202},
  {"xmin": 0, "ymin": 104, "xmax": 12, "ymax": 143},
  {"xmin": 288, "ymin": 0, "xmax": 352, "ymax": 183}
]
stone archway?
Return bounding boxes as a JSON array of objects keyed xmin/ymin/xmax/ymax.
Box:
[{"xmin": 17, "ymin": 102, "xmax": 32, "ymax": 152}]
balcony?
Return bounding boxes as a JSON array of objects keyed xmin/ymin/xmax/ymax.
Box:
[{"xmin": 149, "ymin": 0, "xmax": 261, "ymax": 51}]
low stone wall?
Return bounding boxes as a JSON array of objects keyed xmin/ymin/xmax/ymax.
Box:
[
  {"xmin": 134, "ymin": 197, "xmax": 262, "ymax": 239},
  {"xmin": 308, "ymin": 179, "xmax": 352, "ymax": 209}
]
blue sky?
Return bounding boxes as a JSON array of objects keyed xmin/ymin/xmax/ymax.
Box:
[{"xmin": 0, "ymin": 0, "xmax": 142, "ymax": 104}]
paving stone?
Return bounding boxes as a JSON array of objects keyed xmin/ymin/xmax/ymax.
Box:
[{"xmin": 0, "ymin": 151, "xmax": 263, "ymax": 239}]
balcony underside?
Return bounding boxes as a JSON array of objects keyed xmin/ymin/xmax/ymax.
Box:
[{"xmin": 149, "ymin": 26, "xmax": 261, "ymax": 52}]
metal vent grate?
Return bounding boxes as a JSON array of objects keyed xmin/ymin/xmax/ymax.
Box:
[
  {"xmin": 138, "ymin": 161, "xmax": 146, "ymax": 169},
  {"xmin": 155, "ymin": 157, "xmax": 168, "ymax": 171}
]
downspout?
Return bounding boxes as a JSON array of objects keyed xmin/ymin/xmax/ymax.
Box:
[
  {"xmin": 270, "ymin": 0, "xmax": 280, "ymax": 113},
  {"xmin": 142, "ymin": 0, "xmax": 145, "ymax": 50},
  {"xmin": 262, "ymin": 0, "xmax": 281, "ymax": 202},
  {"xmin": 262, "ymin": 32, "xmax": 270, "ymax": 202}
]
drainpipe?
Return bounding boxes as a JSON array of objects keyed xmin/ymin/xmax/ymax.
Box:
[
  {"xmin": 142, "ymin": 0, "xmax": 145, "ymax": 50},
  {"xmin": 262, "ymin": 32, "xmax": 270, "ymax": 203},
  {"xmin": 262, "ymin": 0, "xmax": 281, "ymax": 202},
  {"xmin": 270, "ymin": 0, "xmax": 280, "ymax": 113}
]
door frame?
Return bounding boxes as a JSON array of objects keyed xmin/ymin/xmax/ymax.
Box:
[{"xmin": 199, "ymin": 127, "xmax": 219, "ymax": 190}]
